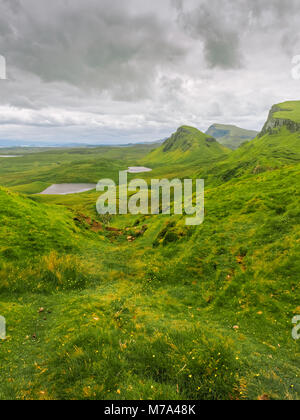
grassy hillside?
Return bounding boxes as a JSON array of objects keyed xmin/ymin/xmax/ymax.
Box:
[
  {"xmin": 199, "ymin": 126, "xmax": 300, "ymax": 186},
  {"xmin": 144, "ymin": 126, "xmax": 228, "ymax": 165},
  {"xmin": 0, "ymin": 187, "xmax": 83, "ymax": 261},
  {"xmin": 0, "ymin": 162, "xmax": 299, "ymax": 400},
  {"xmin": 206, "ymin": 124, "xmax": 258, "ymax": 150},
  {"xmin": 0, "ymin": 103, "xmax": 299, "ymax": 400}
]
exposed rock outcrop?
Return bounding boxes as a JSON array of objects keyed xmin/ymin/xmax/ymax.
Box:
[{"xmin": 259, "ymin": 105, "xmax": 300, "ymax": 137}]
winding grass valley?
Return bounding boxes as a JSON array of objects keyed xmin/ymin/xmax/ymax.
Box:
[{"xmin": 0, "ymin": 101, "xmax": 299, "ymax": 400}]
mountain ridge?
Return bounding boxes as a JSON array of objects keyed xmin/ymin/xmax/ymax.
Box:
[
  {"xmin": 144, "ymin": 125, "xmax": 228, "ymax": 165},
  {"xmin": 206, "ymin": 124, "xmax": 258, "ymax": 150},
  {"xmin": 198, "ymin": 101, "xmax": 300, "ymax": 185}
]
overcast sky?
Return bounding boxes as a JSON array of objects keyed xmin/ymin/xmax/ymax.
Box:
[{"xmin": 0, "ymin": 0, "xmax": 299, "ymax": 145}]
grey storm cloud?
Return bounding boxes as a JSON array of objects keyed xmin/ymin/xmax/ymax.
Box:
[
  {"xmin": 0, "ymin": 0, "xmax": 299, "ymax": 144},
  {"xmin": 172, "ymin": 0, "xmax": 300, "ymax": 69},
  {"xmin": 0, "ymin": 0, "xmax": 185, "ymax": 100},
  {"xmin": 172, "ymin": 0, "xmax": 244, "ymax": 69}
]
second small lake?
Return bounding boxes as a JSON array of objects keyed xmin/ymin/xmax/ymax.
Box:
[
  {"xmin": 127, "ymin": 167, "xmax": 152, "ymax": 173},
  {"xmin": 40, "ymin": 184, "xmax": 96, "ymax": 195}
]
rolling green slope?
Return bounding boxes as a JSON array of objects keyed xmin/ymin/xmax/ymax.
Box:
[
  {"xmin": 206, "ymin": 124, "xmax": 258, "ymax": 150},
  {"xmin": 0, "ymin": 187, "xmax": 83, "ymax": 261},
  {"xmin": 0, "ymin": 161, "xmax": 299, "ymax": 400},
  {"xmin": 144, "ymin": 126, "xmax": 228, "ymax": 165}
]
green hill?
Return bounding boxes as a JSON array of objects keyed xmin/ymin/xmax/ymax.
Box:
[
  {"xmin": 0, "ymin": 187, "xmax": 83, "ymax": 261},
  {"xmin": 0, "ymin": 187, "xmax": 109, "ymax": 296},
  {"xmin": 260, "ymin": 100, "xmax": 300, "ymax": 136},
  {"xmin": 144, "ymin": 126, "xmax": 228, "ymax": 165},
  {"xmin": 206, "ymin": 124, "xmax": 258, "ymax": 150},
  {"xmin": 201, "ymin": 102, "xmax": 300, "ymax": 185}
]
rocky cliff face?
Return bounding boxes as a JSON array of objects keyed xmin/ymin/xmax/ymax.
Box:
[{"xmin": 260, "ymin": 105, "xmax": 300, "ymax": 136}]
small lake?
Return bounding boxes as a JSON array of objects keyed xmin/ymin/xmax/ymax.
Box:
[
  {"xmin": 40, "ymin": 184, "xmax": 96, "ymax": 195},
  {"xmin": 0, "ymin": 155, "xmax": 21, "ymax": 158},
  {"xmin": 127, "ymin": 167, "xmax": 152, "ymax": 173}
]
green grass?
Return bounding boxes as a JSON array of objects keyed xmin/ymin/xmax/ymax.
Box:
[
  {"xmin": 198, "ymin": 126, "xmax": 300, "ymax": 186},
  {"xmin": 0, "ymin": 187, "xmax": 85, "ymax": 261},
  {"xmin": 0, "ymin": 110, "xmax": 300, "ymax": 400},
  {"xmin": 273, "ymin": 101, "xmax": 300, "ymax": 123}
]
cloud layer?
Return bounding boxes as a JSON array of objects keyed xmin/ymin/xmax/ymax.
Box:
[{"xmin": 0, "ymin": 0, "xmax": 299, "ymax": 144}]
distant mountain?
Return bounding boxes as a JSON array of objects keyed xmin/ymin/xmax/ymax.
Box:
[
  {"xmin": 206, "ymin": 124, "xmax": 258, "ymax": 150},
  {"xmin": 0, "ymin": 140, "xmax": 29, "ymax": 147},
  {"xmin": 144, "ymin": 125, "xmax": 228, "ymax": 165},
  {"xmin": 0, "ymin": 138, "xmax": 165, "ymax": 148},
  {"xmin": 0, "ymin": 140, "xmax": 98, "ymax": 148}
]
